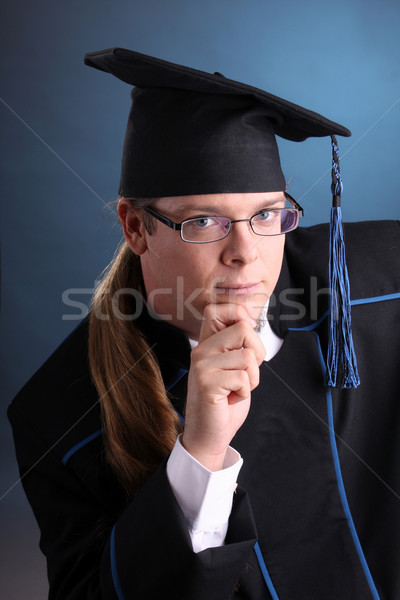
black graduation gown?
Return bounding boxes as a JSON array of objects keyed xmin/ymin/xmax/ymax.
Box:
[{"xmin": 8, "ymin": 220, "xmax": 400, "ymax": 600}]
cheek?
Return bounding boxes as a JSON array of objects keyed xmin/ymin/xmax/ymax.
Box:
[
  {"xmin": 143, "ymin": 239, "xmax": 213, "ymax": 294},
  {"xmin": 261, "ymin": 237, "xmax": 285, "ymax": 286},
  {"xmin": 176, "ymin": 248, "xmax": 218, "ymax": 290}
]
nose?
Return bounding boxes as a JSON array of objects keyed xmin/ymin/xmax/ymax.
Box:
[{"xmin": 220, "ymin": 220, "xmax": 258, "ymax": 265}]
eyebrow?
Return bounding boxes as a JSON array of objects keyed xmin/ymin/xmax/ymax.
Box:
[{"xmin": 172, "ymin": 197, "xmax": 286, "ymax": 219}]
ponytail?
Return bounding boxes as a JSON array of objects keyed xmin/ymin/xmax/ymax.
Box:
[{"xmin": 89, "ymin": 235, "xmax": 182, "ymax": 498}]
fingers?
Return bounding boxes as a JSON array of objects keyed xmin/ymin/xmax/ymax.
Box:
[
  {"xmin": 200, "ymin": 303, "xmax": 257, "ymax": 341},
  {"xmin": 210, "ymin": 321, "xmax": 266, "ymax": 366},
  {"xmin": 194, "ymin": 368, "xmax": 252, "ymax": 403},
  {"xmin": 191, "ymin": 347, "xmax": 260, "ymax": 395},
  {"xmin": 198, "ymin": 305, "xmax": 266, "ymax": 366},
  {"xmin": 183, "ymin": 302, "xmax": 266, "ymax": 469}
]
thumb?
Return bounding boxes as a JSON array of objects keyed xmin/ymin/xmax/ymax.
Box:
[{"xmin": 199, "ymin": 303, "xmax": 257, "ymax": 343}]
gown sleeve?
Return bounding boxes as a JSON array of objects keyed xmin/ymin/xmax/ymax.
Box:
[{"xmin": 8, "ymin": 401, "xmax": 258, "ymax": 600}]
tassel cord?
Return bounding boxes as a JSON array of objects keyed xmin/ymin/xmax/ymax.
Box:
[{"xmin": 326, "ymin": 136, "xmax": 360, "ymax": 389}]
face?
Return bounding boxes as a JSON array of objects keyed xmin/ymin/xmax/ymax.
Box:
[{"xmin": 129, "ymin": 192, "xmax": 286, "ymax": 339}]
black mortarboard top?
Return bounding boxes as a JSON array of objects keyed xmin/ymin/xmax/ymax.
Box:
[
  {"xmin": 84, "ymin": 47, "xmax": 350, "ymax": 198},
  {"xmin": 84, "ymin": 47, "xmax": 359, "ymax": 389}
]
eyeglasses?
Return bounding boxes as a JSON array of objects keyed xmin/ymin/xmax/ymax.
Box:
[{"xmin": 144, "ymin": 193, "xmax": 303, "ymax": 244}]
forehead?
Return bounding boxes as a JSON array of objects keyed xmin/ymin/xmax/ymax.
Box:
[{"xmin": 153, "ymin": 191, "xmax": 286, "ymax": 217}]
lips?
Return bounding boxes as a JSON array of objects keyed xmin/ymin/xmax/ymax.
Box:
[{"xmin": 215, "ymin": 282, "xmax": 261, "ymax": 296}]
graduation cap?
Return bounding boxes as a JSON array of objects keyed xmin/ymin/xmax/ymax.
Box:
[
  {"xmin": 84, "ymin": 47, "xmax": 359, "ymax": 389},
  {"xmin": 84, "ymin": 47, "xmax": 351, "ymax": 198}
]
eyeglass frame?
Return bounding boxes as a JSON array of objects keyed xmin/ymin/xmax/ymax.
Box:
[{"xmin": 144, "ymin": 192, "xmax": 304, "ymax": 244}]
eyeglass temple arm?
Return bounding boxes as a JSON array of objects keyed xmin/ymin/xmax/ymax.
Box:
[
  {"xmin": 285, "ymin": 192, "xmax": 304, "ymax": 217},
  {"xmin": 144, "ymin": 206, "xmax": 182, "ymax": 230}
]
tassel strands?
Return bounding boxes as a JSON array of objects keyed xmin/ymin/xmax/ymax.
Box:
[{"xmin": 325, "ymin": 135, "xmax": 360, "ymax": 388}]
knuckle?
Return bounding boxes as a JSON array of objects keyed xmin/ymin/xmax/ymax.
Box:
[
  {"xmin": 190, "ymin": 344, "xmax": 201, "ymax": 361},
  {"xmin": 234, "ymin": 304, "xmax": 248, "ymax": 320},
  {"xmin": 238, "ymin": 370, "xmax": 249, "ymax": 385},
  {"xmin": 236, "ymin": 319, "xmax": 251, "ymax": 336},
  {"xmin": 251, "ymin": 369, "xmax": 260, "ymax": 389},
  {"xmin": 189, "ymin": 354, "xmax": 206, "ymax": 378},
  {"xmin": 203, "ymin": 304, "xmax": 214, "ymax": 320},
  {"xmin": 242, "ymin": 347, "xmax": 255, "ymax": 363}
]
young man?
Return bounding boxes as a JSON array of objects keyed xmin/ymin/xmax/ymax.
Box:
[{"xmin": 9, "ymin": 48, "xmax": 400, "ymax": 599}]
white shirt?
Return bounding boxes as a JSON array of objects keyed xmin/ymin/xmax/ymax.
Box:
[{"xmin": 166, "ymin": 311, "xmax": 283, "ymax": 553}]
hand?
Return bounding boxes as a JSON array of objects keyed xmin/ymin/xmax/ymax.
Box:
[{"xmin": 182, "ymin": 303, "xmax": 266, "ymax": 471}]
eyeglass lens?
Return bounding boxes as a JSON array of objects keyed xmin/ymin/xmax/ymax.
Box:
[{"xmin": 181, "ymin": 209, "xmax": 299, "ymax": 242}]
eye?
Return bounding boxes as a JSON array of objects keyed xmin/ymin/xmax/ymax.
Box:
[
  {"xmin": 255, "ymin": 209, "xmax": 271, "ymax": 221},
  {"xmin": 192, "ymin": 217, "xmax": 213, "ymax": 228}
]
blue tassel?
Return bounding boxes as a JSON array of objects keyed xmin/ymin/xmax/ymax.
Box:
[{"xmin": 325, "ymin": 136, "xmax": 360, "ymax": 389}]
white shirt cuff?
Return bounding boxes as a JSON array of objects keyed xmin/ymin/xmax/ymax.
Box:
[{"xmin": 166, "ymin": 435, "xmax": 243, "ymax": 552}]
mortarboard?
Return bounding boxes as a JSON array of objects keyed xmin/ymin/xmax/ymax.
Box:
[
  {"xmin": 84, "ymin": 47, "xmax": 359, "ymax": 389},
  {"xmin": 84, "ymin": 47, "xmax": 350, "ymax": 198}
]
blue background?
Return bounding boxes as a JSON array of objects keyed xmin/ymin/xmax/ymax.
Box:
[{"xmin": 1, "ymin": 0, "xmax": 399, "ymax": 597}]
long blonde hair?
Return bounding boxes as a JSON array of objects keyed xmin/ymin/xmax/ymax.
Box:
[{"xmin": 89, "ymin": 200, "xmax": 182, "ymax": 498}]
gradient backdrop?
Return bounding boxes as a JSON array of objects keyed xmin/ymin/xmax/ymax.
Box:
[{"xmin": 1, "ymin": 0, "xmax": 399, "ymax": 597}]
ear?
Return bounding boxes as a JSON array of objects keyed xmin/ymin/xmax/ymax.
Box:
[{"xmin": 117, "ymin": 198, "xmax": 148, "ymax": 256}]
